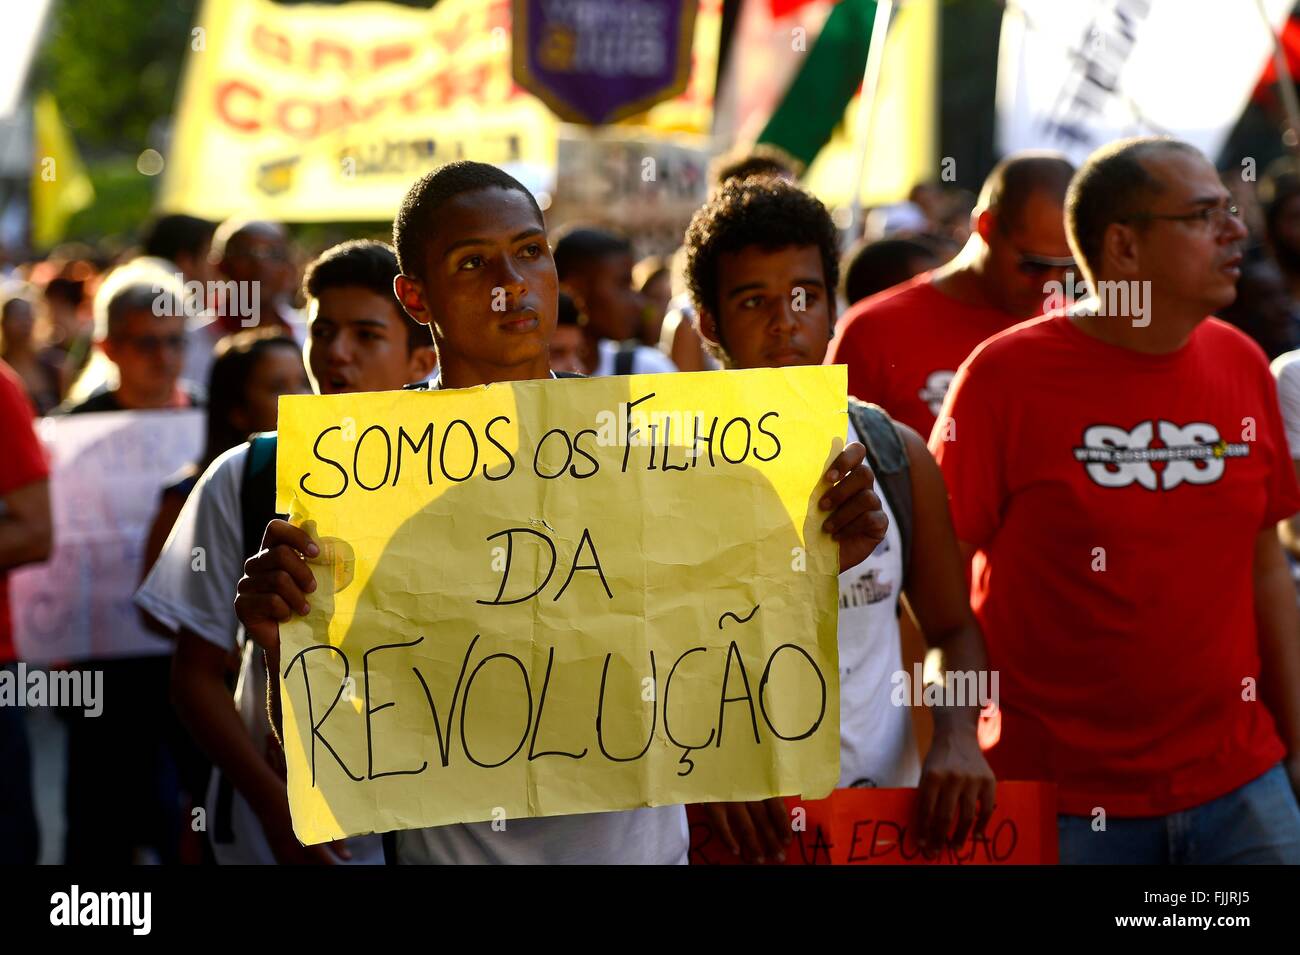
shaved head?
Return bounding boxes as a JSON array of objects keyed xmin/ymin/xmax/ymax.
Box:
[{"xmin": 978, "ymin": 151, "xmax": 1076, "ymax": 231}]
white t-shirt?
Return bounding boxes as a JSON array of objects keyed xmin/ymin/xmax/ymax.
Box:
[
  {"xmin": 1269, "ymin": 351, "xmax": 1300, "ymax": 597},
  {"xmin": 134, "ymin": 442, "xmax": 384, "ymax": 865},
  {"xmin": 836, "ymin": 418, "xmax": 921, "ymax": 789},
  {"xmin": 1271, "ymin": 349, "xmax": 1300, "ymax": 458},
  {"xmin": 593, "ymin": 339, "xmax": 678, "ymax": 377},
  {"xmin": 393, "ymin": 806, "xmax": 689, "ymax": 865}
]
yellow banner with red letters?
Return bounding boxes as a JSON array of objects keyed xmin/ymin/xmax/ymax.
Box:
[{"xmin": 160, "ymin": 0, "xmax": 719, "ymax": 221}]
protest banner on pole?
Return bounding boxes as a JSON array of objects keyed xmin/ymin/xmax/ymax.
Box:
[
  {"xmin": 274, "ymin": 368, "xmax": 846, "ymax": 844},
  {"xmin": 10, "ymin": 410, "xmax": 204, "ymax": 664},
  {"xmin": 687, "ymin": 782, "xmax": 1059, "ymax": 865}
]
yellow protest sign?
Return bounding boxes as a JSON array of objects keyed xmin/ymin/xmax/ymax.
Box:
[{"xmin": 276, "ymin": 368, "xmax": 845, "ymax": 844}]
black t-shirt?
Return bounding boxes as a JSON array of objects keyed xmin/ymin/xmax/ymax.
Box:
[{"xmin": 58, "ymin": 386, "xmax": 203, "ymax": 415}]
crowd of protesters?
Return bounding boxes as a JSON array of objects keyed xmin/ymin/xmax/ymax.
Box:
[{"xmin": 3, "ymin": 134, "xmax": 1300, "ymax": 865}]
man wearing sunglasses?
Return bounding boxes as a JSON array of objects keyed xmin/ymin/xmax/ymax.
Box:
[
  {"xmin": 57, "ymin": 263, "xmax": 201, "ymax": 415},
  {"xmin": 185, "ymin": 219, "xmax": 306, "ymax": 391},
  {"xmin": 827, "ymin": 152, "xmax": 1076, "ymax": 436},
  {"xmin": 933, "ymin": 137, "xmax": 1300, "ymax": 864}
]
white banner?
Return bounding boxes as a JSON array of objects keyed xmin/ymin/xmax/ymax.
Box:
[
  {"xmin": 997, "ymin": 0, "xmax": 1294, "ymax": 165},
  {"xmin": 10, "ymin": 410, "xmax": 204, "ymax": 664},
  {"xmin": 0, "ymin": 0, "xmax": 50, "ymax": 119}
]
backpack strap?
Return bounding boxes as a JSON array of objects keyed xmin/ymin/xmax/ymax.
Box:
[
  {"xmin": 613, "ymin": 339, "xmax": 640, "ymax": 376},
  {"xmin": 215, "ymin": 433, "xmax": 281, "ymax": 845},
  {"xmin": 240, "ymin": 433, "xmax": 280, "ymax": 562},
  {"xmin": 846, "ymin": 398, "xmax": 913, "ymax": 591}
]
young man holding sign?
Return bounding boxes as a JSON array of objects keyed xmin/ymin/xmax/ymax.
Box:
[
  {"xmin": 684, "ymin": 176, "xmax": 996, "ymax": 863},
  {"xmin": 234, "ymin": 161, "xmax": 889, "ymax": 864}
]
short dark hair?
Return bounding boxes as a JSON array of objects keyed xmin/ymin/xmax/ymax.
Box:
[
  {"xmin": 556, "ymin": 291, "xmax": 584, "ymax": 327},
  {"xmin": 142, "ymin": 214, "xmax": 216, "ymax": 264},
  {"xmin": 212, "ymin": 218, "xmax": 284, "ymax": 260},
  {"xmin": 684, "ymin": 177, "xmax": 840, "ymax": 325},
  {"xmin": 1265, "ymin": 177, "xmax": 1300, "ymax": 244},
  {"xmin": 551, "ymin": 227, "xmax": 632, "ymax": 281},
  {"xmin": 303, "ymin": 239, "xmax": 429, "ymax": 352},
  {"xmin": 204, "ymin": 328, "xmax": 302, "ymax": 469},
  {"xmin": 1066, "ymin": 137, "xmax": 1202, "ymax": 280},
  {"xmin": 1, "ymin": 290, "xmax": 34, "ymax": 321},
  {"xmin": 978, "ymin": 152, "xmax": 1076, "ymax": 230},
  {"xmin": 710, "ymin": 144, "xmax": 801, "ymax": 187},
  {"xmin": 393, "ymin": 161, "xmax": 543, "ymax": 280},
  {"xmin": 43, "ymin": 277, "xmax": 85, "ymax": 307},
  {"xmin": 841, "ymin": 236, "xmax": 939, "ymax": 305}
]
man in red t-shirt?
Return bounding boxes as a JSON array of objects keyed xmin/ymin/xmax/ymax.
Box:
[
  {"xmin": 827, "ymin": 152, "xmax": 1076, "ymax": 436},
  {"xmin": 931, "ymin": 137, "xmax": 1300, "ymax": 864},
  {"xmin": 0, "ymin": 359, "xmax": 53, "ymax": 863}
]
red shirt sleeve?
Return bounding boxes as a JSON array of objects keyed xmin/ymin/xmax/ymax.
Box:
[
  {"xmin": 0, "ymin": 363, "xmax": 49, "ymax": 496},
  {"xmin": 826, "ymin": 307, "xmax": 883, "ymax": 404},
  {"xmin": 928, "ymin": 357, "xmax": 1006, "ymax": 551}
]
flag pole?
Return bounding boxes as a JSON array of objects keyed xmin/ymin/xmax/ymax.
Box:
[
  {"xmin": 847, "ymin": 0, "xmax": 895, "ymax": 244},
  {"xmin": 1257, "ymin": 0, "xmax": 1300, "ymax": 155}
]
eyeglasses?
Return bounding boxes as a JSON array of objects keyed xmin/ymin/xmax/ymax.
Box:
[
  {"xmin": 1123, "ymin": 204, "xmax": 1242, "ymax": 230},
  {"xmin": 1016, "ymin": 252, "xmax": 1075, "ymax": 276},
  {"xmin": 117, "ymin": 333, "xmax": 186, "ymax": 354}
]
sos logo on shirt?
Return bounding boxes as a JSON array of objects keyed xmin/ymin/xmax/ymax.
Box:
[
  {"xmin": 1072, "ymin": 420, "xmax": 1249, "ymax": 490},
  {"xmin": 918, "ymin": 370, "xmax": 955, "ymax": 417}
]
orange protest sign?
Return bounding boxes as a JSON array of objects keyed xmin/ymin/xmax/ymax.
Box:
[{"xmin": 688, "ymin": 782, "xmax": 1058, "ymax": 865}]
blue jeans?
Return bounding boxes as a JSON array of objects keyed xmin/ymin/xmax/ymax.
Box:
[{"xmin": 1058, "ymin": 763, "xmax": 1300, "ymax": 864}]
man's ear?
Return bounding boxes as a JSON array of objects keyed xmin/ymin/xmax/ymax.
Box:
[
  {"xmin": 406, "ymin": 343, "xmax": 438, "ymax": 384},
  {"xmin": 974, "ymin": 208, "xmax": 996, "ymax": 243},
  {"xmin": 1102, "ymin": 222, "xmax": 1141, "ymax": 278},
  {"xmin": 697, "ymin": 308, "xmax": 723, "ymax": 348},
  {"xmin": 100, "ymin": 337, "xmax": 120, "ymax": 364},
  {"xmin": 394, "ymin": 274, "xmax": 434, "ymax": 327}
]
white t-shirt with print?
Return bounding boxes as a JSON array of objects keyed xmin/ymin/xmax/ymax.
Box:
[
  {"xmin": 836, "ymin": 418, "xmax": 921, "ymax": 789},
  {"xmin": 134, "ymin": 442, "xmax": 384, "ymax": 865}
]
